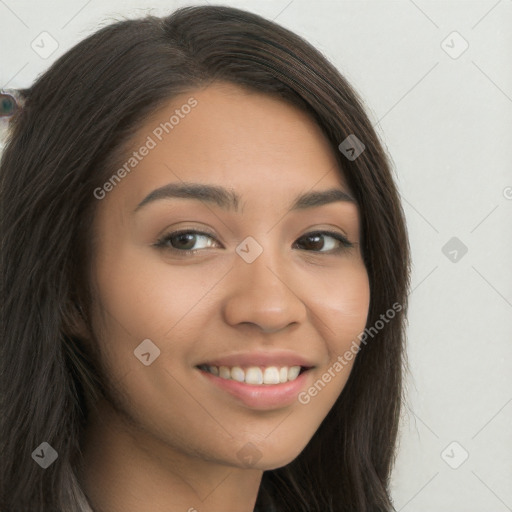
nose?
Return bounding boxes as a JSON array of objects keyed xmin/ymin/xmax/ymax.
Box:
[{"xmin": 221, "ymin": 246, "xmax": 308, "ymax": 335}]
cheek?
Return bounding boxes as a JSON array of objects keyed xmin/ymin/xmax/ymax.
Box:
[
  {"xmin": 91, "ymin": 244, "xmax": 220, "ymax": 340},
  {"xmin": 88, "ymin": 244, "xmax": 234, "ymax": 401},
  {"xmin": 306, "ymin": 257, "xmax": 370, "ymax": 351}
]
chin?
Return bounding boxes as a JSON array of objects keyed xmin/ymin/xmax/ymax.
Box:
[
  {"xmin": 235, "ymin": 445, "xmax": 307, "ymax": 471},
  {"xmin": 255, "ymin": 454, "xmax": 301, "ymax": 471}
]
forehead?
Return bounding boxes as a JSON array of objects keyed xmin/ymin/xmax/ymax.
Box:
[{"xmin": 100, "ymin": 82, "xmax": 351, "ymax": 213}]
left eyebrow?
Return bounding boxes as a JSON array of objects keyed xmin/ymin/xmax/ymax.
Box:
[{"xmin": 133, "ymin": 182, "xmax": 355, "ymax": 214}]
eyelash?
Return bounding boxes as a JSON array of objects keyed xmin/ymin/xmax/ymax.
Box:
[{"xmin": 153, "ymin": 229, "xmax": 354, "ymax": 256}]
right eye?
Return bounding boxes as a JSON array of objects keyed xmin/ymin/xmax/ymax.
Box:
[{"xmin": 153, "ymin": 229, "xmax": 220, "ymax": 255}]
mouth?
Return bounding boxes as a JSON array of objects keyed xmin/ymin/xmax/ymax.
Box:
[
  {"xmin": 196, "ymin": 364, "xmax": 312, "ymax": 385},
  {"xmin": 196, "ymin": 363, "xmax": 314, "ymax": 409},
  {"xmin": 194, "ymin": 350, "xmax": 317, "ymax": 409}
]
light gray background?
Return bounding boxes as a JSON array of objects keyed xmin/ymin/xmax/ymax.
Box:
[{"xmin": 1, "ymin": 1, "xmax": 511, "ymax": 510}]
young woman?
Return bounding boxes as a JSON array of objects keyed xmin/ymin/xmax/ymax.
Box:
[{"xmin": 0, "ymin": 5, "xmax": 410, "ymax": 511}]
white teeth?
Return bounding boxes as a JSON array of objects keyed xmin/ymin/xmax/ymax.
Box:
[
  {"xmin": 287, "ymin": 366, "xmax": 301, "ymax": 380},
  {"xmin": 245, "ymin": 367, "xmax": 263, "ymax": 385},
  {"xmin": 203, "ymin": 364, "xmax": 304, "ymax": 385},
  {"xmin": 263, "ymin": 367, "xmax": 280, "ymax": 384},
  {"xmin": 219, "ymin": 366, "xmax": 231, "ymax": 379},
  {"xmin": 231, "ymin": 366, "xmax": 245, "ymax": 382}
]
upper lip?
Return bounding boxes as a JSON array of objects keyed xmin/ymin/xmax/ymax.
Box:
[{"xmin": 197, "ymin": 350, "xmax": 316, "ymax": 368}]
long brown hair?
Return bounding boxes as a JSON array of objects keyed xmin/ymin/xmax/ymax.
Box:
[{"xmin": 0, "ymin": 6, "xmax": 410, "ymax": 511}]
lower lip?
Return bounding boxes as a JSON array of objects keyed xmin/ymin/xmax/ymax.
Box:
[{"xmin": 197, "ymin": 368, "xmax": 312, "ymax": 410}]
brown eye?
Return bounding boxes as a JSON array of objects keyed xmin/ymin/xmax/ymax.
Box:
[
  {"xmin": 154, "ymin": 230, "xmax": 220, "ymax": 254},
  {"xmin": 294, "ymin": 231, "xmax": 354, "ymax": 254}
]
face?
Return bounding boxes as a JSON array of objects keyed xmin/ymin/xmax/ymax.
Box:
[{"xmin": 88, "ymin": 82, "xmax": 370, "ymax": 471}]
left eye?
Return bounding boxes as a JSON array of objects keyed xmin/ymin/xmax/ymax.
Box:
[
  {"xmin": 154, "ymin": 229, "xmax": 354, "ymax": 255},
  {"xmin": 295, "ymin": 231, "xmax": 353, "ymax": 252}
]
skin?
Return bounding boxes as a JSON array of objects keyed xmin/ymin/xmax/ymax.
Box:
[{"xmin": 78, "ymin": 82, "xmax": 370, "ymax": 512}]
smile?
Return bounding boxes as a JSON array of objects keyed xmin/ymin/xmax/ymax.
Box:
[{"xmin": 197, "ymin": 364, "xmax": 307, "ymax": 385}]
